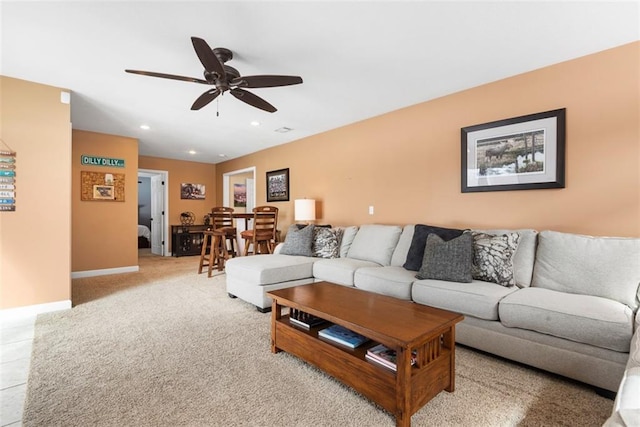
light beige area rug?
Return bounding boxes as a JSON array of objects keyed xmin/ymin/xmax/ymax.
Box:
[{"xmin": 23, "ymin": 254, "xmax": 613, "ymax": 426}]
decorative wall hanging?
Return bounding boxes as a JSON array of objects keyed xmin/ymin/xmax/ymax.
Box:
[
  {"xmin": 81, "ymin": 171, "xmax": 125, "ymax": 201},
  {"xmin": 180, "ymin": 183, "xmax": 206, "ymax": 200},
  {"xmin": 461, "ymin": 108, "xmax": 566, "ymax": 193},
  {"xmin": 0, "ymin": 140, "xmax": 16, "ymax": 211},
  {"xmin": 234, "ymin": 183, "xmax": 247, "ymax": 207},
  {"xmin": 266, "ymin": 168, "xmax": 289, "ymax": 202}
]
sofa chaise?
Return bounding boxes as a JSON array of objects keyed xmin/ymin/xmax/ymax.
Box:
[{"xmin": 225, "ymin": 223, "xmax": 640, "ymax": 424}]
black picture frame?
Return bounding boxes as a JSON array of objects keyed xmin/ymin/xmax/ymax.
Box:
[
  {"xmin": 266, "ymin": 168, "xmax": 290, "ymax": 202},
  {"xmin": 461, "ymin": 108, "xmax": 566, "ymax": 193}
]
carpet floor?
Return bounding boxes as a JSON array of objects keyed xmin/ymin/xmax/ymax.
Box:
[{"xmin": 23, "ymin": 254, "xmax": 613, "ymax": 426}]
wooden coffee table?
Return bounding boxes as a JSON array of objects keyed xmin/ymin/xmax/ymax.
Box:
[{"xmin": 267, "ymin": 282, "xmax": 464, "ymax": 427}]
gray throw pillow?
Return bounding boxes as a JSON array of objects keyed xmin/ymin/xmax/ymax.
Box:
[
  {"xmin": 312, "ymin": 227, "xmax": 343, "ymax": 259},
  {"xmin": 471, "ymin": 231, "xmax": 520, "ymax": 286},
  {"xmin": 280, "ymin": 224, "xmax": 315, "ymax": 257},
  {"xmin": 403, "ymin": 224, "xmax": 465, "ymax": 271},
  {"xmin": 416, "ymin": 232, "xmax": 473, "ymax": 283}
]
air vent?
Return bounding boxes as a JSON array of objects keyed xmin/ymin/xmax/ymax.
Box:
[{"xmin": 274, "ymin": 127, "xmax": 293, "ymax": 133}]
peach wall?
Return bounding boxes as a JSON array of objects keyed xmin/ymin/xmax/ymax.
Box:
[
  {"xmin": 0, "ymin": 76, "xmax": 71, "ymax": 309},
  {"xmin": 138, "ymin": 156, "xmax": 216, "ymax": 252},
  {"xmin": 216, "ymin": 42, "xmax": 640, "ymax": 238},
  {"xmin": 72, "ymin": 130, "xmax": 138, "ymax": 272}
]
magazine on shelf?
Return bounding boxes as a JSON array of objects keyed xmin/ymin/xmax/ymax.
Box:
[
  {"xmin": 288, "ymin": 309, "xmax": 326, "ymax": 329},
  {"xmin": 318, "ymin": 324, "xmax": 369, "ymax": 348},
  {"xmin": 365, "ymin": 344, "xmax": 417, "ymax": 371}
]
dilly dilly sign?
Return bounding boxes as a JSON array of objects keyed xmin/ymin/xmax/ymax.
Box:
[{"xmin": 81, "ymin": 155, "xmax": 125, "ymax": 168}]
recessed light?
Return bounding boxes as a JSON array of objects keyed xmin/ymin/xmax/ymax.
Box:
[
  {"xmin": 140, "ymin": 124, "xmax": 150, "ymax": 130},
  {"xmin": 188, "ymin": 150, "xmax": 196, "ymax": 155},
  {"xmin": 218, "ymin": 154, "xmax": 227, "ymax": 158},
  {"xmin": 250, "ymin": 121, "xmax": 260, "ymax": 126},
  {"xmin": 275, "ymin": 127, "xmax": 293, "ymax": 133}
]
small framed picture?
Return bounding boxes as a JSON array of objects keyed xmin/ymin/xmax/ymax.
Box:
[
  {"xmin": 181, "ymin": 183, "xmax": 206, "ymax": 200},
  {"xmin": 266, "ymin": 168, "xmax": 289, "ymax": 202},
  {"xmin": 93, "ymin": 185, "xmax": 115, "ymax": 200}
]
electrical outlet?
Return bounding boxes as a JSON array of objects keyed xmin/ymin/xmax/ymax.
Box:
[{"xmin": 368, "ymin": 206, "xmax": 374, "ymax": 215}]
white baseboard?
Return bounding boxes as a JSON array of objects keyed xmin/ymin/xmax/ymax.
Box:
[
  {"xmin": 71, "ymin": 265, "xmax": 139, "ymax": 279},
  {"xmin": 0, "ymin": 300, "xmax": 72, "ymax": 321}
]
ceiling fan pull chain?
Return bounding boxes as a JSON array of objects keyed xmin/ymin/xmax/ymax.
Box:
[{"xmin": 216, "ymin": 98, "xmax": 219, "ymax": 117}]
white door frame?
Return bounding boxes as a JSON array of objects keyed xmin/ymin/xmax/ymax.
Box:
[
  {"xmin": 138, "ymin": 168, "xmax": 169, "ymax": 256},
  {"xmin": 223, "ymin": 166, "xmax": 256, "ymax": 209}
]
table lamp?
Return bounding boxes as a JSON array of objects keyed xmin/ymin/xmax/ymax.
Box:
[{"xmin": 294, "ymin": 199, "xmax": 316, "ymax": 224}]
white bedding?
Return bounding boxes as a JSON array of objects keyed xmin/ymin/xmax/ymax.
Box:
[{"xmin": 138, "ymin": 225, "xmax": 151, "ymax": 240}]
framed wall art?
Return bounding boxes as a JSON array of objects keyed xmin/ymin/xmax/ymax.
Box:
[
  {"xmin": 81, "ymin": 171, "xmax": 125, "ymax": 201},
  {"xmin": 266, "ymin": 168, "xmax": 289, "ymax": 202},
  {"xmin": 180, "ymin": 183, "xmax": 206, "ymax": 200},
  {"xmin": 461, "ymin": 108, "xmax": 566, "ymax": 193}
]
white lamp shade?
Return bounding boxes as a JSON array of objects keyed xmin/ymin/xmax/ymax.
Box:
[{"xmin": 294, "ymin": 199, "xmax": 316, "ymax": 221}]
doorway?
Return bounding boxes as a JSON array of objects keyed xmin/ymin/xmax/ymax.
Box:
[
  {"xmin": 138, "ymin": 169, "xmax": 169, "ymax": 256},
  {"xmin": 223, "ymin": 167, "xmax": 256, "ymax": 254}
]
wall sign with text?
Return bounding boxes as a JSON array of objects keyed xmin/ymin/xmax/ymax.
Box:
[{"xmin": 0, "ymin": 150, "xmax": 16, "ymax": 211}]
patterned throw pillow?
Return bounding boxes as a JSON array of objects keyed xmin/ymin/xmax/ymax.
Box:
[
  {"xmin": 471, "ymin": 231, "xmax": 520, "ymax": 286},
  {"xmin": 312, "ymin": 227, "xmax": 343, "ymax": 258},
  {"xmin": 280, "ymin": 224, "xmax": 315, "ymax": 257},
  {"xmin": 415, "ymin": 232, "xmax": 473, "ymax": 283}
]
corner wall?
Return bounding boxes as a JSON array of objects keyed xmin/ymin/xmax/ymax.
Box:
[
  {"xmin": 72, "ymin": 130, "xmax": 138, "ymax": 273},
  {"xmin": 216, "ymin": 42, "xmax": 640, "ymax": 238},
  {"xmin": 0, "ymin": 76, "xmax": 72, "ymax": 310}
]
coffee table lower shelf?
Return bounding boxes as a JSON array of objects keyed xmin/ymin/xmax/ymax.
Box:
[{"xmin": 271, "ymin": 314, "xmax": 454, "ymax": 427}]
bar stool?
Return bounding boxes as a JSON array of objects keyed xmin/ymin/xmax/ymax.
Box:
[
  {"xmin": 197, "ymin": 207, "xmax": 237, "ymax": 276},
  {"xmin": 241, "ymin": 206, "xmax": 278, "ymax": 256},
  {"xmin": 197, "ymin": 230, "xmax": 219, "ymax": 278},
  {"xmin": 211, "ymin": 206, "xmax": 237, "ymax": 266}
]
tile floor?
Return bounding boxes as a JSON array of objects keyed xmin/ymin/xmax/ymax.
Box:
[{"xmin": 1, "ymin": 314, "xmax": 36, "ymax": 427}]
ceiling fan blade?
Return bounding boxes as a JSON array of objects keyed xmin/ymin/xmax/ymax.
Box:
[
  {"xmin": 191, "ymin": 37, "xmax": 226, "ymax": 78},
  {"xmin": 230, "ymin": 88, "xmax": 277, "ymax": 113},
  {"xmin": 191, "ymin": 89, "xmax": 220, "ymax": 110},
  {"xmin": 231, "ymin": 75, "xmax": 303, "ymax": 88},
  {"xmin": 125, "ymin": 69, "xmax": 208, "ymax": 84}
]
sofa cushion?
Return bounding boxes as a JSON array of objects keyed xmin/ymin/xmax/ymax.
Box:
[
  {"xmin": 532, "ymin": 230, "xmax": 640, "ymax": 309},
  {"xmin": 346, "ymin": 224, "xmax": 402, "ymax": 266},
  {"xmin": 312, "ymin": 227, "xmax": 343, "ymax": 259},
  {"xmin": 411, "ymin": 278, "xmax": 518, "ymax": 320},
  {"xmin": 471, "ymin": 231, "xmax": 520, "ymax": 287},
  {"xmin": 477, "ymin": 229, "xmax": 538, "ymax": 288},
  {"xmin": 338, "ymin": 226, "xmax": 359, "ymax": 258},
  {"xmin": 313, "ymin": 257, "xmax": 380, "ymax": 287},
  {"xmin": 279, "ymin": 224, "xmax": 315, "ymax": 257},
  {"xmin": 390, "ymin": 224, "xmax": 415, "ymax": 267},
  {"xmin": 354, "ymin": 266, "xmax": 415, "ymax": 300},
  {"xmin": 416, "ymin": 233, "xmax": 473, "ymax": 283},
  {"xmin": 403, "ymin": 224, "xmax": 465, "ymax": 271},
  {"xmin": 499, "ymin": 287, "xmax": 634, "ymax": 352},
  {"xmin": 224, "ymin": 254, "xmax": 315, "ymax": 285}
]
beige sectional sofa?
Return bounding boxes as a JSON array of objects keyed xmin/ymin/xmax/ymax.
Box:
[{"xmin": 225, "ymin": 223, "xmax": 640, "ymax": 423}]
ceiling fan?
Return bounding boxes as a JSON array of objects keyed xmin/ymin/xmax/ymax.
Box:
[{"xmin": 125, "ymin": 37, "xmax": 303, "ymax": 113}]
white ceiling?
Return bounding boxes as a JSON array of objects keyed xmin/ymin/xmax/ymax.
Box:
[{"xmin": 2, "ymin": 1, "xmax": 638, "ymax": 164}]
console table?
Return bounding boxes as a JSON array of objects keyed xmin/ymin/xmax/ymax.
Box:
[{"xmin": 171, "ymin": 224, "xmax": 209, "ymax": 257}]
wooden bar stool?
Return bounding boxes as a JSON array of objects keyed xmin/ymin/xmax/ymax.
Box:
[
  {"xmin": 241, "ymin": 206, "xmax": 278, "ymax": 256},
  {"xmin": 197, "ymin": 230, "xmax": 219, "ymax": 278}
]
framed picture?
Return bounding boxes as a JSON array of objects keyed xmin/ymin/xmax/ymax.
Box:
[
  {"xmin": 233, "ymin": 183, "xmax": 247, "ymax": 207},
  {"xmin": 266, "ymin": 168, "xmax": 289, "ymax": 202},
  {"xmin": 180, "ymin": 183, "xmax": 206, "ymax": 200},
  {"xmin": 461, "ymin": 108, "xmax": 566, "ymax": 193},
  {"xmin": 93, "ymin": 185, "xmax": 115, "ymax": 200}
]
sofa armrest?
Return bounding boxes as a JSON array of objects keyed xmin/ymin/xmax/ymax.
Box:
[
  {"xmin": 605, "ymin": 321, "xmax": 640, "ymax": 426},
  {"xmin": 273, "ymin": 243, "xmax": 284, "ymax": 254}
]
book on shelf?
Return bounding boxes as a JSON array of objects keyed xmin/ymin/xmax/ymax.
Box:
[
  {"xmin": 365, "ymin": 344, "xmax": 417, "ymax": 371},
  {"xmin": 288, "ymin": 309, "xmax": 326, "ymax": 329},
  {"xmin": 317, "ymin": 324, "xmax": 369, "ymax": 348}
]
